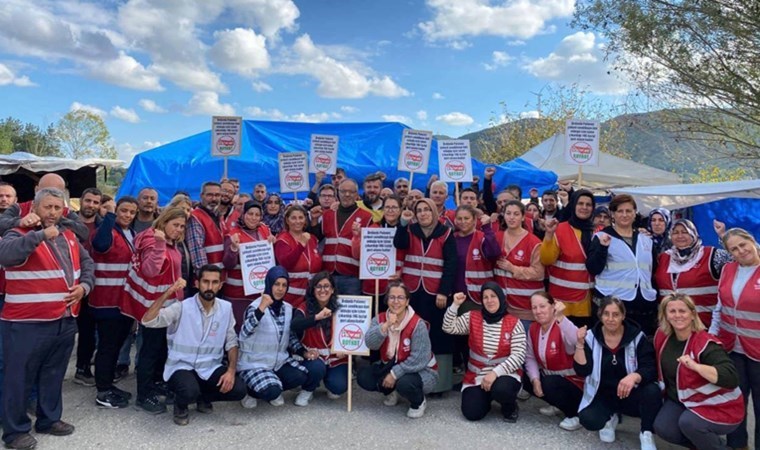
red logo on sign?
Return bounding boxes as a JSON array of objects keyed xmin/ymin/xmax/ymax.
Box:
[
  {"xmin": 216, "ymin": 136, "xmax": 236, "ymax": 154},
  {"xmin": 248, "ymin": 266, "xmax": 268, "ymax": 290},
  {"xmin": 339, "ymin": 324, "xmax": 363, "ymax": 351},
  {"xmin": 285, "ymin": 171, "xmax": 304, "ymax": 189},
  {"xmin": 366, "ymin": 253, "xmax": 390, "ymax": 276},
  {"xmin": 404, "ymin": 150, "xmax": 424, "ymax": 170},
  {"xmin": 445, "ymin": 161, "xmax": 466, "ymax": 180},
  {"xmin": 569, "ymin": 142, "xmax": 593, "ymax": 163}
]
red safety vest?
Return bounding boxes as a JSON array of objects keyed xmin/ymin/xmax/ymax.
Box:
[
  {"xmin": 656, "ymin": 248, "xmax": 718, "ymax": 328},
  {"xmin": 222, "ymin": 225, "xmax": 271, "ymax": 300},
  {"xmin": 402, "ymin": 227, "xmax": 452, "ymax": 295},
  {"xmin": 322, "ymin": 208, "xmax": 373, "ymax": 277},
  {"xmin": 220, "ymin": 209, "xmax": 240, "ymax": 236},
  {"xmin": 717, "ymin": 262, "xmax": 760, "ymax": 361},
  {"xmin": 654, "ymin": 330, "xmax": 744, "ymax": 425},
  {"xmin": 528, "ymin": 321, "xmax": 584, "ymax": 390},
  {"xmin": 275, "ymin": 231, "xmax": 322, "ymax": 309},
  {"xmin": 440, "ymin": 209, "xmax": 456, "ymax": 229},
  {"xmin": 90, "ymin": 228, "xmax": 134, "ymax": 309},
  {"xmin": 297, "ymin": 304, "xmax": 347, "ymax": 367},
  {"xmin": 3, "ymin": 228, "xmax": 82, "ymax": 321},
  {"xmin": 378, "ymin": 312, "xmax": 438, "ymax": 370},
  {"xmin": 190, "ymin": 207, "xmax": 224, "ymax": 268},
  {"xmin": 464, "ymin": 310, "xmax": 521, "ymax": 385},
  {"xmin": 494, "ymin": 232, "xmax": 543, "ymax": 316},
  {"xmin": 547, "ymin": 222, "xmax": 593, "ymax": 304},
  {"xmin": 462, "ymin": 229, "xmax": 494, "ymax": 304}
]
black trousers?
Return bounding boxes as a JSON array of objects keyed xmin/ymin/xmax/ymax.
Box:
[
  {"xmin": 578, "ymin": 383, "xmax": 662, "ymax": 432},
  {"xmin": 135, "ymin": 325, "xmax": 167, "ymax": 399},
  {"xmin": 2, "ymin": 318, "xmax": 77, "ymax": 443},
  {"xmin": 357, "ymin": 364, "xmax": 425, "ymax": 408},
  {"xmin": 168, "ymin": 366, "xmax": 246, "ymax": 409},
  {"xmin": 94, "ymin": 313, "xmax": 134, "ymax": 392},
  {"xmin": 523, "ymin": 374, "xmax": 583, "ymax": 418},
  {"xmin": 460, "ymin": 376, "xmax": 521, "ymax": 421},
  {"xmin": 75, "ymin": 296, "xmax": 97, "ymax": 370}
]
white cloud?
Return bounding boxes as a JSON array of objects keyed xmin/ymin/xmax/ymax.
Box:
[
  {"xmin": 118, "ymin": 140, "xmax": 163, "ymax": 164},
  {"xmin": 432, "ymin": 92, "xmax": 445, "ymax": 100},
  {"xmin": 419, "ymin": 0, "xmax": 575, "ymax": 42},
  {"xmin": 110, "ymin": 106, "xmax": 141, "ymax": 123},
  {"xmin": 416, "ymin": 110, "xmax": 428, "ymax": 120},
  {"xmin": 483, "ymin": 50, "xmax": 513, "ymax": 70},
  {"xmin": 519, "ymin": 110, "xmax": 540, "ymax": 119},
  {"xmin": 280, "ymin": 34, "xmax": 410, "ymax": 99},
  {"xmin": 185, "ymin": 92, "xmax": 235, "ymax": 116},
  {"xmin": 0, "ymin": 63, "xmax": 35, "ymax": 87},
  {"xmin": 251, "ymin": 80, "xmax": 272, "ymax": 92},
  {"xmin": 340, "ymin": 106, "xmax": 359, "ymax": 113},
  {"xmin": 138, "ymin": 99, "xmax": 167, "ymax": 113},
  {"xmin": 209, "ymin": 28, "xmax": 270, "ymax": 77},
  {"xmin": 523, "ymin": 32, "xmax": 629, "ymax": 95},
  {"xmin": 436, "ymin": 112, "xmax": 474, "ymax": 126},
  {"xmin": 381, "ymin": 115, "xmax": 412, "ymax": 124},
  {"xmin": 290, "ymin": 112, "xmax": 340, "ymax": 123},
  {"xmin": 245, "ymin": 106, "xmax": 340, "ymax": 123},
  {"xmin": 245, "ymin": 106, "xmax": 287, "ymax": 120},
  {"xmin": 88, "ymin": 52, "xmax": 162, "ymax": 91},
  {"xmin": 70, "ymin": 101, "xmax": 107, "ymax": 117}
]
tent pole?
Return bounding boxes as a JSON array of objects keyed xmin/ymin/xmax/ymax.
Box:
[{"xmin": 223, "ymin": 157, "xmax": 229, "ymax": 180}]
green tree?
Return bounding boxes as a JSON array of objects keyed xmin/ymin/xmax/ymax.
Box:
[
  {"xmin": 56, "ymin": 110, "xmax": 117, "ymax": 159},
  {"xmin": 574, "ymin": 0, "xmax": 760, "ymax": 169},
  {"xmin": 0, "ymin": 117, "xmax": 61, "ymax": 156}
]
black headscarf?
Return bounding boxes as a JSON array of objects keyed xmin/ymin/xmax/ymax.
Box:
[
  {"xmin": 567, "ymin": 189, "xmax": 596, "ymax": 253},
  {"xmin": 238, "ymin": 200, "xmax": 263, "ymax": 230},
  {"xmin": 264, "ymin": 265, "xmax": 289, "ymax": 316},
  {"xmin": 480, "ymin": 281, "xmax": 508, "ymax": 324}
]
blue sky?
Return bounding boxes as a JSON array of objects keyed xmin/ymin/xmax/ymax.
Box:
[{"xmin": 0, "ymin": 0, "xmax": 631, "ymax": 164}]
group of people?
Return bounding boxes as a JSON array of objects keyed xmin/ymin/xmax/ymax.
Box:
[{"xmin": 0, "ymin": 167, "xmax": 756, "ymax": 450}]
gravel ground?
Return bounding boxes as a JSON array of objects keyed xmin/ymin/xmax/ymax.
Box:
[{"xmin": 19, "ymin": 354, "xmax": 752, "ymax": 450}]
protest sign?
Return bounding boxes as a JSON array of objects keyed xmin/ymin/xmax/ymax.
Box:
[
  {"xmin": 565, "ymin": 120, "xmax": 600, "ymax": 167},
  {"xmin": 438, "ymin": 139, "xmax": 473, "ymax": 182},
  {"xmin": 278, "ymin": 152, "xmax": 309, "ymax": 194},
  {"xmin": 238, "ymin": 241, "xmax": 275, "ymax": 296},
  {"xmin": 398, "ymin": 129, "xmax": 432, "ymax": 174},
  {"xmin": 309, "ymin": 134, "xmax": 339, "ymax": 175}
]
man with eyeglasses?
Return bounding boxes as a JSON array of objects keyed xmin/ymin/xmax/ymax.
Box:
[
  {"xmin": 311, "ymin": 179, "xmax": 372, "ymax": 295},
  {"xmin": 187, "ymin": 182, "xmax": 225, "ymax": 278},
  {"xmin": 217, "ymin": 180, "xmax": 239, "ymax": 235}
]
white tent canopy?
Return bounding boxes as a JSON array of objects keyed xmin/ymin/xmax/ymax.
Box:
[
  {"xmin": 519, "ymin": 134, "xmax": 681, "ymax": 189},
  {"xmin": 613, "ymin": 179, "xmax": 760, "ymax": 212},
  {"xmin": 0, "ymin": 152, "xmax": 124, "ymax": 175}
]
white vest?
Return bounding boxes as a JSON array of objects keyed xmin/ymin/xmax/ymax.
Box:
[
  {"xmin": 164, "ymin": 297, "xmax": 232, "ymax": 381},
  {"xmin": 237, "ymin": 299, "xmax": 293, "ymax": 372},
  {"xmin": 579, "ymin": 328, "xmax": 643, "ymax": 411},
  {"xmin": 594, "ymin": 233, "xmax": 657, "ymax": 301}
]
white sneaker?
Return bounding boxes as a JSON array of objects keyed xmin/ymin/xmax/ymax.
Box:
[
  {"xmin": 559, "ymin": 416, "xmax": 582, "ymax": 431},
  {"xmin": 240, "ymin": 395, "xmax": 257, "ymax": 409},
  {"xmin": 517, "ymin": 388, "xmax": 530, "ymax": 401},
  {"xmin": 383, "ymin": 391, "xmax": 398, "ymax": 406},
  {"xmin": 639, "ymin": 431, "xmax": 656, "ymax": 450},
  {"xmin": 294, "ymin": 390, "xmax": 313, "ymax": 407},
  {"xmin": 406, "ymin": 398, "xmax": 426, "ymax": 419},
  {"xmin": 539, "ymin": 405, "xmax": 561, "ymax": 416},
  {"xmin": 269, "ymin": 394, "xmax": 284, "ymax": 406},
  {"xmin": 599, "ymin": 414, "xmax": 619, "ymax": 443},
  {"xmin": 326, "ymin": 391, "xmax": 341, "ymax": 400}
]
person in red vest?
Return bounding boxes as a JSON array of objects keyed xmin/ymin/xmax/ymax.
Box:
[
  {"xmin": 357, "ymin": 281, "xmax": 438, "ymax": 419},
  {"xmin": 710, "ymin": 228, "xmax": 760, "ymax": 450},
  {"xmin": 122, "ymin": 207, "xmax": 186, "ymax": 415},
  {"xmin": 524, "ymin": 292, "xmax": 584, "ymax": 431},
  {"xmin": 223, "ymin": 201, "xmax": 275, "ymax": 330},
  {"xmin": 290, "ymin": 272, "xmax": 346, "ymax": 405},
  {"xmin": 494, "ymin": 200, "xmax": 545, "ymax": 323},
  {"xmin": 540, "ymin": 190, "xmax": 596, "ymax": 328},
  {"xmin": 0, "ymin": 187, "xmax": 95, "ymax": 450},
  {"xmin": 274, "ymin": 205, "xmax": 322, "ymax": 309},
  {"xmin": 654, "ymin": 293, "xmax": 743, "ymax": 449},
  {"xmin": 310, "ymin": 178, "xmax": 372, "ymax": 296},
  {"xmin": 186, "ymin": 182, "xmax": 224, "ymax": 275},
  {"xmin": 655, "ymin": 219, "xmax": 731, "ymax": 329},
  {"xmin": 443, "ymin": 283, "xmax": 525, "ymax": 422},
  {"xmin": 0, "ymin": 181, "xmax": 16, "ymax": 422}
]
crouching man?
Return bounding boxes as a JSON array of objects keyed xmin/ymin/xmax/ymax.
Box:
[{"xmin": 142, "ymin": 265, "xmax": 246, "ymax": 425}]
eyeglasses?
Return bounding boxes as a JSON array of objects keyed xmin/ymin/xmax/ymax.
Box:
[
  {"xmin": 315, "ymin": 284, "xmax": 333, "ymax": 291},
  {"xmin": 388, "ymin": 296, "xmax": 407, "ymax": 302},
  {"xmin": 320, "ymin": 193, "xmax": 335, "ymax": 198},
  {"xmin": 384, "ymin": 205, "xmax": 400, "ymax": 211}
]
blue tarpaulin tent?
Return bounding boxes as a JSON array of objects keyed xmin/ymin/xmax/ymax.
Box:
[{"xmin": 117, "ymin": 121, "xmax": 557, "ymax": 203}]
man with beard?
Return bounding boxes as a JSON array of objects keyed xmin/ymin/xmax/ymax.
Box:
[
  {"xmin": 142, "ymin": 265, "xmax": 245, "ymax": 426},
  {"xmin": 394, "ymin": 177, "xmax": 410, "ymax": 204},
  {"xmin": 252, "ymin": 183, "xmax": 267, "ymax": 204},
  {"xmin": 357, "ymin": 172, "xmax": 384, "ymax": 222},
  {"xmin": 187, "ymin": 182, "xmax": 224, "ymax": 277},
  {"xmin": 133, "ymin": 188, "xmax": 159, "ymax": 233},
  {"xmin": 217, "ymin": 180, "xmax": 238, "ymax": 234},
  {"xmin": 0, "ymin": 183, "xmax": 16, "ymax": 213},
  {"xmin": 0, "ymin": 188, "xmax": 95, "ymax": 449}
]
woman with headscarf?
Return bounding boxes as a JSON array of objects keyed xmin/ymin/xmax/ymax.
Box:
[
  {"xmin": 394, "ymin": 198, "xmax": 457, "ymax": 394},
  {"xmin": 647, "ymin": 207, "xmax": 672, "ymax": 255},
  {"xmin": 261, "ymin": 193, "xmax": 286, "ymax": 236},
  {"xmin": 443, "ymin": 282, "xmax": 526, "ymax": 422},
  {"xmin": 540, "ymin": 189, "xmax": 596, "ymax": 327},
  {"xmin": 222, "ymin": 201, "xmax": 276, "ymax": 331},
  {"xmin": 236, "ymin": 266, "xmax": 309, "ymax": 408},
  {"xmin": 654, "ymin": 219, "xmax": 731, "ymax": 329}
]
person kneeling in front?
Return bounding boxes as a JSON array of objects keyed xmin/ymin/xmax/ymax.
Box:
[
  {"xmin": 357, "ymin": 281, "xmax": 439, "ymax": 418},
  {"xmin": 141, "ymin": 265, "xmax": 246, "ymax": 425}
]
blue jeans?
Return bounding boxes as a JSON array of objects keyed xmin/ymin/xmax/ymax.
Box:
[
  {"xmin": 727, "ymin": 352, "xmax": 760, "ymax": 449},
  {"xmin": 301, "ymin": 359, "xmax": 348, "ymax": 395},
  {"xmin": 333, "ymin": 275, "xmax": 361, "ymax": 296}
]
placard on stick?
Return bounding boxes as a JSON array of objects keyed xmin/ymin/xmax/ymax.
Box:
[
  {"xmin": 238, "ymin": 241, "xmax": 275, "ymax": 296},
  {"xmin": 309, "ymin": 134, "xmax": 339, "ymax": 175},
  {"xmin": 437, "ymin": 139, "xmax": 473, "ymax": 182},
  {"xmin": 211, "ymin": 116, "xmax": 242, "ymax": 157},
  {"xmin": 398, "ymin": 129, "xmax": 432, "ymax": 174},
  {"xmin": 278, "ymin": 152, "xmax": 309, "ymax": 194},
  {"xmin": 332, "ymin": 295, "xmax": 372, "ymax": 412},
  {"xmin": 564, "ymin": 120, "xmax": 600, "ymax": 167},
  {"xmin": 359, "ymin": 228, "xmax": 397, "ymax": 280}
]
